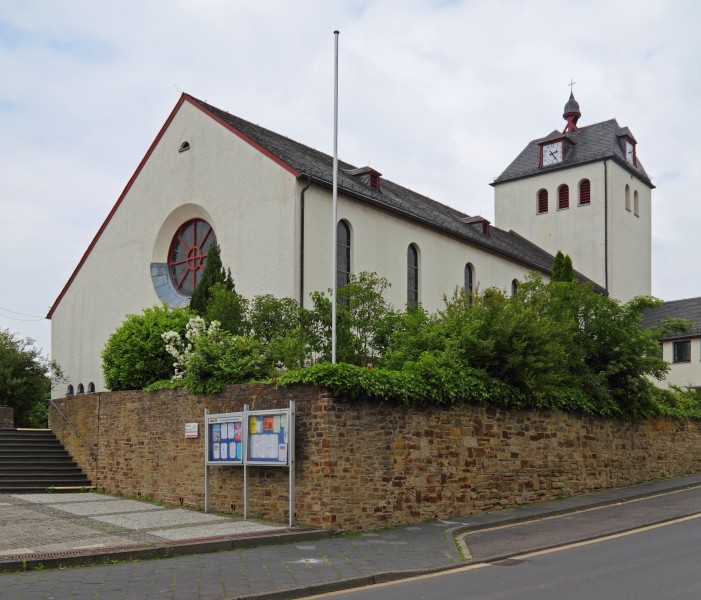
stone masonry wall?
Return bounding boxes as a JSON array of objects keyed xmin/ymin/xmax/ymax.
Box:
[
  {"xmin": 0, "ymin": 406, "xmax": 14, "ymax": 429},
  {"xmin": 49, "ymin": 385, "xmax": 701, "ymax": 532}
]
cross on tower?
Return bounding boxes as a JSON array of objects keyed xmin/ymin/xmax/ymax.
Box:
[{"xmin": 568, "ymin": 79, "xmax": 576, "ymax": 92}]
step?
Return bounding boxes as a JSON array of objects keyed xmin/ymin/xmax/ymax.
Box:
[
  {"xmin": 0, "ymin": 446, "xmax": 74, "ymax": 456},
  {"xmin": 0, "ymin": 472, "xmax": 89, "ymax": 482},
  {"xmin": 0, "ymin": 485, "xmax": 97, "ymax": 494},
  {"xmin": 0, "ymin": 464, "xmax": 82, "ymax": 473},
  {"xmin": 0, "ymin": 456, "xmax": 79, "ymax": 465},
  {"xmin": 0, "ymin": 440, "xmax": 65, "ymax": 448}
]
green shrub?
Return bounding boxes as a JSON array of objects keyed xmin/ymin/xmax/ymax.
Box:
[
  {"xmin": 184, "ymin": 332, "xmax": 272, "ymax": 394},
  {"xmin": 102, "ymin": 306, "xmax": 194, "ymax": 390}
]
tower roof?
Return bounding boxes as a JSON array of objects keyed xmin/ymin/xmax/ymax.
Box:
[{"xmin": 491, "ymin": 118, "xmax": 654, "ymax": 187}]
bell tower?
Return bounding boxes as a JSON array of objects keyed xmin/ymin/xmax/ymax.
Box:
[{"xmin": 491, "ymin": 90, "xmax": 653, "ymax": 302}]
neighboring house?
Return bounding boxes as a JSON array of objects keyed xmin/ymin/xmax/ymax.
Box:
[
  {"xmin": 641, "ymin": 298, "xmax": 701, "ymax": 389},
  {"xmin": 47, "ymin": 91, "xmax": 648, "ymax": 396}
]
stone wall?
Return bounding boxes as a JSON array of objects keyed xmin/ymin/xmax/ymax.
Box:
[
  {"xmin": 0, "ymin": 406, "xmax": 14, "ymax": 429},
  {"xmin": 49, "ymin": 385, "xmax": 701, "ymax": 532}
]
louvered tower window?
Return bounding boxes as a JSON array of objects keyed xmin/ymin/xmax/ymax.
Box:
[
  {"xmin": 579, "ymin": 179, "xmax": 591, "ymax": 205},
  {"xmin": 558, "ymin": 184, "xmax": 569, "ymax": 210},
  {"xmin": 537, "ymin": 189, "xmax": 548, "ymax": 214}
]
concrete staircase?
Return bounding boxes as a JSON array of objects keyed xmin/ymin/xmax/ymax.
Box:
[{"xmin": 0, "ymin": 429, "xmax": 93, "ymax": 493}]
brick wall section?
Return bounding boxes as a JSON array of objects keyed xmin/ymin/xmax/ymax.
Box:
[
  {"xmin": 0, "ymin": 406, "xmax": 14, "ymax": 429},
  {"xmin": 49, "ymin": 385, "xmax": 701, "ymax": 532}
]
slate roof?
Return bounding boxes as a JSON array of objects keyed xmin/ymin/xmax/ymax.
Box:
[
  {"xmin": 641, "ymin": 298, "xmax": 701, "ymax": 339},
  {"xmin": 492, "ymin": 119, "xmax": 654, "ymax": 187},
  {"xmin": 190, "ymin": 95, "xmax": 601, "ymax": 286}
]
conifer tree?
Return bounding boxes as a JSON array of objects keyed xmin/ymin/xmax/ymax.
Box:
[
  {"xmin": 189, "ymin": 242, "xmax": 233, "ymax": 313},
  {"xmin": 551, "ymin": 251, "xmax": 576, "ymax": 283}
]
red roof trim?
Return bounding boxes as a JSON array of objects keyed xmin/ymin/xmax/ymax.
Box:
[
  {"xmin": 183, "ymin": 94, "xmax": 299, "ymax": 178},
  {"xmin": 48, "ymin": 93, "xmax": 299, "ymax": 318}
]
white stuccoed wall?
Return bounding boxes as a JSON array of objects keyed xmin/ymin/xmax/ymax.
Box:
[
  {"xmin": 494, "ymin": 160, "xmax": 651, "ymax": 303},
  {"xmin": 51, "ymin": 101, "xmax": 298, "ymax": 396}
]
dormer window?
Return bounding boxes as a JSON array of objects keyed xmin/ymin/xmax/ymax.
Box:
[
  {"xmin": 625, "ymin": 140, "xmax": 635, "ymax": 165},
  {"xmin": 345, "ymin": 166, "xmax": 382, "ymax": 191},
  {"xmin": 462, "ymin": 216, "xmax": 491, "ymax": 236}
]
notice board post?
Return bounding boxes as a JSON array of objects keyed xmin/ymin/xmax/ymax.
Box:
[{"xmin": 203, "ymin": 402, "xmax": 295, "ymax": 528}]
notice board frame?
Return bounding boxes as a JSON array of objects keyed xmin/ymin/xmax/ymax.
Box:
[{"xmin": 203, "ymin": 402, "xmax": 295, "ymax": 528}]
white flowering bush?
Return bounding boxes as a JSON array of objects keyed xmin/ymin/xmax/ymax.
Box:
[{"xmin": 162, "ymin": 317, "xmax": 221, "ymax": 380}]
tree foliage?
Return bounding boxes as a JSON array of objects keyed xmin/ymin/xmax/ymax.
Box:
[
  {"xmin": 189, "ymin": 243, "xmax": 235, "ymax": 314},
  {"xmin": 551, "ymin": 251, "xmax": 576, "ymax": 282},
  {"xmin": 0, "ymin": 329, "xmax": 53, "ymax": 427},
  {"xmin": 102, "ymin": 306, "xmax": 194, "ymax": 390}
]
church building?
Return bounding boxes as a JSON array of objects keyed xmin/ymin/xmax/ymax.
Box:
[{"xmin": 47, "ymin": 91, "xmax": 654, "ymax": 397}]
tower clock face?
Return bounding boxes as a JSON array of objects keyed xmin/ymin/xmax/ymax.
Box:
[{"xmin": 542, "ymin": 142, "xmax": 563, "ymax": 166}]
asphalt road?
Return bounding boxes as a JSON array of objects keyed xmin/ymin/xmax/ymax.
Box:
[{"xmin": 307, "ymin": 513, "xmax": 701, "ymax": 600}]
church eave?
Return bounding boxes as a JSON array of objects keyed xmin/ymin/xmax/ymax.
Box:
[
  {"xmin": 491, "ymin": 154, "xmax": 654, "ymax": 189},
  {"xmin": 302, "ymin": 173, "xmax": 554, "ymax": 277}
]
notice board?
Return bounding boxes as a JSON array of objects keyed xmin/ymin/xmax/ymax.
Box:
[
  {"xmin": 246, "ymin": 409, "xmax": 290, "ymax": 466},
  {"xmin": 206, "ymin": 413, "xmax": 244, "ymax": 465}
]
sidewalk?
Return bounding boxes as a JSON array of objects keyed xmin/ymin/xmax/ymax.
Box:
[
  {"xmin": 0, "ymin": 492, "xmax": 327, "ymax": 571},
  {"xmin": 1, "ymin": 473, "xmax": 700, "ymax": 600}
]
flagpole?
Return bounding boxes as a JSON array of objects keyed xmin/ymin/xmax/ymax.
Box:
[{"xmin": 331, "ymin": 30, "xmax": 339, "ymax": 364}]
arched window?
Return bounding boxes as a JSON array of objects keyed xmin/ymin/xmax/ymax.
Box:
[
  {"xmin": 537, "ymin": 189, "xmax": 548, "ymax": 214},
  {"xmin": 336, "ymin": 220, "xmax": 351, "ymax": 290},
  {"xmin": 634, "ymin": 190, "xmax": 640, "ymax": 217},
  {"xmin": 407, "ymin": 244, "xmax": 419, "ymax": 305},
  {"xmin": 625, "ymin": 184, "xmax": 631, "ymax": 211},
  {"xmin": 511, "ymin": 279, "xmax": 519, "ymax": 297},
  {"xmin": 464, "ymin": 263, "xmax": 474, "ymax": 301},
  {"xmin": 87, "ymin": 382, "xmax": 96, "ymax": 394},
  {"xmin": 66, "ymin": 385, "xmax": 74, "ymax": 396},
  {"xmin": 77, "ymin": 383, "xmax": 84, "ymax": 395},
  {"xmin": 558, "ymin": 184, "xmax": 569, "ymax": 210},
  {"xmin": 579, "ymin": 179, "xmax": 591, "ymax": 205}
]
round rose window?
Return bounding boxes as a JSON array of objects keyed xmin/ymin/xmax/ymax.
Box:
[{"xmin": 168, "ymin": 218, "xmax": 216, "ymax": 297}]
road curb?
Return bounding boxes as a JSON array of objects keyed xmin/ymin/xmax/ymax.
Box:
[{"xmin": 0, "ymin": 528, "xmax": 331, "ymax": 573}]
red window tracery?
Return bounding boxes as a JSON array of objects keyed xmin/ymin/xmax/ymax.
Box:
[{"xmin": 168, "ymin": 219, "xmax": 216, "ymax": 296}]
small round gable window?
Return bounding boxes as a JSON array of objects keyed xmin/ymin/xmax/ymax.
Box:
[{"xmin": 168, "ymin": 218, "xmax": 217, "ymax": 297}]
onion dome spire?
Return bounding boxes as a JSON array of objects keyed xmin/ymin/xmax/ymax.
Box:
[{"xmin": 563, "ymin": 88, "xmax": 581, "ymax": 133}]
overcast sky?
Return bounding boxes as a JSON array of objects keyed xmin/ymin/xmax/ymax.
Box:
[{"xmin": 2, "ymin": 0, "xmax": 700, "ymax": 358}]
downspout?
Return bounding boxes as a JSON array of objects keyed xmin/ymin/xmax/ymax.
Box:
[
  {"xmin": 604, "ymin": 160, "xmax": 609, "ymax": 294},
  {"xmin": 299, "ymin": 174, "xmax": 312, "ymax": 307}
]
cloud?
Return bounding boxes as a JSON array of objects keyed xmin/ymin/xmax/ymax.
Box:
[{"xmin": 2, "ymin": 0, "xmax": 701, "ymax": 355}]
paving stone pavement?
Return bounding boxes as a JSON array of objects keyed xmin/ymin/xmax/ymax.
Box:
[{"xmin": 1, "ymin": 473, "xmax": 701, "ymax": 600}]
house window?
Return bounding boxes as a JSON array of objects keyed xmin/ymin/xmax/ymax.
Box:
[
  {"xmin": 634, "ymin": 191, "xmax": 640, "ymax": 217},
  {"xmin": 336, "ymin": 220, "xmax": 351, "ymax": 290},
  {"xmin": 558, "ymin": 184, "xmax": 569, "ymax": 210},
  {"xmin": 579, "ymin": 179, "xmax": 591, "ymax": 205},
  {"xmin": 673, "ymin": 340, "xmax": 691, "ymax": 363},
  {"xmin": 537, "ymin": 189, "xmax": 548, "ymax": 214},
  {"xmin": 625, "ymin": 184, "xmax": 631, "ymax": 211},
  {"xmin": 407, "ymin": 244, "xmax": 419, "ymax": 304},
  {"xmin": 511, "ymin": 279, "xmax": 519, "ymax": 296},
  {"xmin": 465, "ymin": 263, "xmax": 474, "ymax": 302}
]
